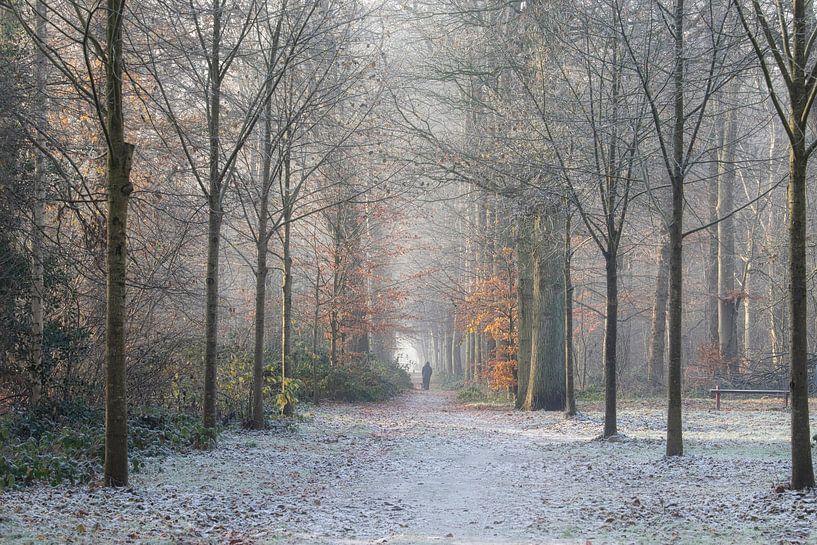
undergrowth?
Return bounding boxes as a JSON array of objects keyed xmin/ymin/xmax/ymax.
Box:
[
  {"xmin": 293, "ymin": 351, "xmax": 413, "ymax": 402},
  {"xmin": 0, "ymin": 400, "xmax": 219, "ymax": 489},
  {"xmin": 456, "ymin": 384, "xmax": 514, "ymax": 405}
]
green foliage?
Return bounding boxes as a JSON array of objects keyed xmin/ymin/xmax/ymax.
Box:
[
  {"xmin": 0, "ymin": 401, "xmax": 220, "ymax": 489},
  {"xmin": 437, "ymin": 372, "xmax": 465, "ymax": 391},
  {"xmin": 576, "ymin": 383, "xmax": 605, "ymax": 402},
  {"xmin": 218, "ymin": 351, "xmax": 254, "ymax": 422},
  {"xmin": 319, "ymin": 358, "xmax": 412, "ymax": 402},
  {"xmin": 456, "ymin": 385, "xmax": 513, "ymax": 405},
  {"xmin": 275, "ymin": 378, "xmax": 303, "ymax": 414},
  {"xmin": 290, "ymin": 348, "xmax": 412, "ymax": 402}
]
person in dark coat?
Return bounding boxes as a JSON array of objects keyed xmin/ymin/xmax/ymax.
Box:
[{"xmin": 421, "ymin": 362, "xmax": 432, "ymax": 390}]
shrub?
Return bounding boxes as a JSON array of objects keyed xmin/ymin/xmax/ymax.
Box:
[
  {"xmin": 292, "ymin": 352, "xmax": 412, "ymax": 403},
  {"xmin": 0, "ymin": 401, "xmax": 220, "ymax": 489},
  {"xmin": 456, "ymin": 385, "xmax": 513, "ymax": 405}
]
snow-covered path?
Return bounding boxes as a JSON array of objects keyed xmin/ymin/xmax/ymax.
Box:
[{"xmin": 2, "ymin": 389, "xmax": 816, "ymax": 545}]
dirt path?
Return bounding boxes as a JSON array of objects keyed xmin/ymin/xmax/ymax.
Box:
[{"xmin": 2, "ymin": 389, "xmax": 816, "ymax": 545}]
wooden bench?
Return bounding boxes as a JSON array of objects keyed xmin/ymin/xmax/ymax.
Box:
[{"xmin": 710, "ymin": 385, "xmax": 789, "ymax": 410}]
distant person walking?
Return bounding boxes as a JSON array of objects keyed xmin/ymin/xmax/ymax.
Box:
[{"xmin": 421, "ymin": 362, "xmax": 433, "ymax": 390}]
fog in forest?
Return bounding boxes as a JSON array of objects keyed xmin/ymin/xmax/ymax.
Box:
[{"xmin": 1, "ymin": 1, "xmax": 817, "ymax": 543}]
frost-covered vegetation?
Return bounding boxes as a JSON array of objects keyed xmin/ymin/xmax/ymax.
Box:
[{"xmin": 1, "ymin": 392, "xmax": 815, "ymax": 545}]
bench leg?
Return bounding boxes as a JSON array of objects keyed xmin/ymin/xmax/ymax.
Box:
[{"xmin": 715, "ymin": 389, "xmax": 720, "ymax": 411}]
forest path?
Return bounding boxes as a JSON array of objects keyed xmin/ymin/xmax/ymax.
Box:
[{"xmin": 2, "ymin": 389, "xmax": 817, "ymax": 545}]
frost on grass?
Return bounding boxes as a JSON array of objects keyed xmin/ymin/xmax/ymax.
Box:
[{"xmin": 1, "ymin": 393, "xmax": 815, "ymax": 545}]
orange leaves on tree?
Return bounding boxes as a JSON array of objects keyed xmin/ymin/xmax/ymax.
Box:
[{"xmin": 459, "ymin": 247, "xmax": 519, "ymax": 390}]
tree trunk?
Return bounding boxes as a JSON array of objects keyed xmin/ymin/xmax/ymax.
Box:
[
  {"xmin": 603, "ymin": 251, "xmax": 618, "ymax": 436},
  {"xmin": 445, "ymin": 327, "xmax": 454, "ymax": 375},
  {"xmin": 281, "ymin": 137, "xmax": 293, "ymax": 416},
  {"xmin": 203, "ymin": 0, "xmax": 222, "ymax": 429},
  {"xmin": 29, "ymin": 0, "xmax": 47, "ymax": 405},
  {"xmin": 666, "ymin": 0, "xmax": 685, "ymax": 458},
  {"xmin": 706, "ymin": 123, "xmax": 722, "ymax": 348},
  {"xmin": 453, "ymin": 327, "xmax": 462, "ymax": 375},
  {"xmin": 788, "ymin": 99, "xmax": 815, "ymax": 490},
  {"xmin": 717, "ymin": 104, "xmax": 739, "ymax": 378},
  {"xmin": 564, "ymin": 210, "xmax": 576, "ymax": 417},
  {"xmin": 515, "ymin": 212, "xmax": 533, "ymax": 409},
  {"xmin": 104, "ymin": 0, "xmax": 133, "ymax": 487},
  {"xmin": 524, "ymin": 208, "xmax": 565, "ymax": 411},
  {"xmin": 647, "ymin": 235, "xmax": 670, "ymax": 388},
  {"xmin": 250, "ymin": 93, "xmax": 274, "ymax": 430}
]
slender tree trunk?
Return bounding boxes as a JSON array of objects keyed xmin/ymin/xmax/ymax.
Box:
[
  {"xmin": 706, "ymin": 123, "xmax": 722, "ymax": 349},
  {"xmin": 203, "ymin": 0, "xmax": 223, "ymax": 429},
  {"xmin": 603, "ymin": 251, "xmax": 618, "ymax": 436},
  {"xmin": 453, "ymin": 327, "xmax": 462, "ymax": 375},
  {"xmin": 281, "ymin": 137, "xmax": 293, "ymax": 416},
  {"xmin": 743, "ymin": 262, "xmax": 752, "ymax": 359},
  {"xmin": 250, "ymin": 95, "xmax": 274, "ymax": 430},
  {"xmin": 666, "ymin": 0, "xmax": 685, "ymax": 457},
  {"xmin": 515, "ymin": 212, "xmax": 533, "ymax": 409},
  {"xmin": 445, "ymin": 327, "xmax": 454, "ymax": 375},
  {"xmin": 469, "ymin": 330, "xmax": 476, "ymax": 380},
  {"xmin": 647, "ymin": 235, "xmax": 670, "ymax": 388},
  {"xmin": 104, "ymin": 0, "xmax": 134, "ymax": 487},
  {"xmin": 788, "ymin": 108, "xmax": 815, "ymax": 490},
  {"xmin": 717, "ymin": 104, "xmax": 738, "ymax": 378},
  {"xmin": 29, "ymin": 0, "xmax": 47, "ymax": 404}
]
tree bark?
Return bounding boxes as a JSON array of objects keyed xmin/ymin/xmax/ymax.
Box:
[
  {"xmin": 104, "ymin": 0, "xmax": 133, "ymax": 487},
  {"xmin": 647, "ymin": 235, "xmax": 670, "ymax": 388},
  {"xmin": 564, "ymin": 210, "xmax": 576, "ymax": 416},
  {"xmin": 280, "ymin": 136, "xmax": 293, "ymax": 416},
  {"xmin": 515, "ymin": 212, "xmax": 533, "ymax": 409},
  {"xmin": 29, "ymin": 0, "xmax": 47, "ymax": 405},
  {"xmin": 203, "ymin": 0, "xmax": 223, "ymax": 429},
  {"xmin": 788, "ymin": 22, "xmax": 815, "ymax": 482},
  {"xmin": 250, "ymin": 91, "xmax": 274, "ymax": 430},
  {"xmin": 706, "ymin": 122, "xmax": 722, "ymax": 349},
  {"xmin": 602, "ymin": 250, "xmax": 617, "ymax": 436},
  {"xmin": 717, "ymin": 103, "xmax": 739, "ymax": 378},
  {"xmin": 524, "ymin": 208, "xmax": 565, "ymax": 411},
  {"xmin": 666, "ymin": 0, "xmax": 685, "ymax": 457}
]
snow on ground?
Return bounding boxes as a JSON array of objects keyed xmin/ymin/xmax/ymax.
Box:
[{"xmin": 1, "ymin": 389, "xmax": 816, "ymax": 545}]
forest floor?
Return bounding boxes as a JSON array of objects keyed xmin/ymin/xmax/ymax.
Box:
[{"xmin": 2, "ymin": 387, "xmax": 817, "ymax": 545}]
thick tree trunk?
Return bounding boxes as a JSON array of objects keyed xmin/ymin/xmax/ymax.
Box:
[
  {"xmin": 524, "ymin": 209, "xmax": 565, "ymax": 411},
  {"xmin": 104, "ymin": 0, "xmax": 133, "ymax": 487},
  {"xmin": 203, "ymin": 0, "xmax": 222, "ymax": 429},
  {"xmin": 515, "ymin": 213, "xmax": 533, "ymax": 409},
  {"xmin": 717, "ymin": 104, "xmax": 739, "ymax": 378},
  {"xmin": 647, "ymin": 235, "xmax": 670, "ymax": 388}
]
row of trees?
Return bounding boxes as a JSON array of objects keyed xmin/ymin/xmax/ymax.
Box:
[
  {"xmin": 0, "ymin": 0, "xmax": 413, "ymax": 486},
  {"xmin": 395, "ymin": 0, "xmax": 814, "ymax": 489}
]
